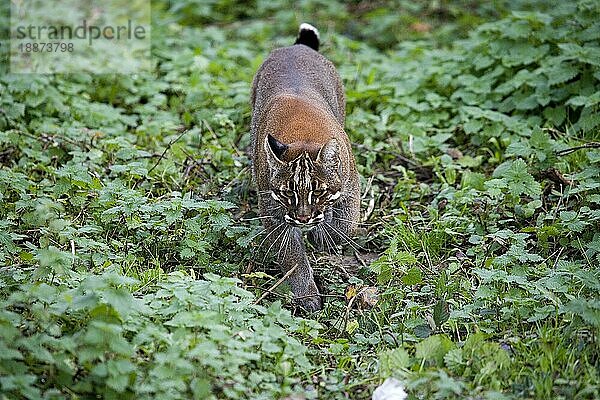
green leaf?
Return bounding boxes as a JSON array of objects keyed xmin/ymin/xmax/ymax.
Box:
[
  {"xmin": 433, "ymin": 299, "xmax": 450, "ymax": 328},
  {"xmin": 493, "ymin": 159, "xmax": 541, "ymax": 197},
  {"xmin": 415, "ymin": 334, "xmax": 455, "ymax": 366},
  {"xmin": 378, "ymin": 347, "xmax": 411, "ymax": 378},
  {"xmin": 35, "ymin": 246, "xmax": 72, "ymax": 277},
  {"xmin": 562, "ymin": 299, "xmax": 600, "ymax": 327},
  {"xmin": 567, "ymin": 91, "xmax": 600, "ymax": 107},
  {"xmin": 543, "ymin": 105, "xmax": 566, "ymax": 125},
  {"xmin": 414, "ymin": 324, "xmax": 432, "ymax": 339},
  {"xmin": 401, "ymin": 267, "xmax": 422, "ymax": 285},
  {"xmin": 545, "ymin": 62, "xmax": 579, "ymax": 86}
]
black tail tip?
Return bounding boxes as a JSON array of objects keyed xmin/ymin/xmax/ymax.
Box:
[{"xmin": 294, "ymin": 23, "xmax": 320, "ymax": 51}]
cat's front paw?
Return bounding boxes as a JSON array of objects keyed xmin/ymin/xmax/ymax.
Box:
[
  {"xmin": 288, "ymin": 266, "xmax": 322, "ymax": 312},
  {"xmin": 294, "ymin": 293, "xmax": 322, "ymax": 313}
]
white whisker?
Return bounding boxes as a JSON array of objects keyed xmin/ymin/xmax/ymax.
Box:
[
  {"xmin": 240, "ymin": 215, "xmax": 277, "ymax": 221},
  {"xmin": 262, "ymin": 224, "xmax": 289, "ymax": 265},
  {"xmin": 278, "ymin": 226, "xmax": 293, "ymax": 259},
  {"xmin": 330, "ymin": 215, "xmax": 369, "ymax": 226},
  {"xmin": 256, "ymin": 222, "xmax": 285, "ymax": 251},
  {"xmin": 320, "ymin": 224, "xmax": 339, "ymax": 255},
  {"xmin": 323, "ymin": 221, "xmax": 365, "ymax": 252}
]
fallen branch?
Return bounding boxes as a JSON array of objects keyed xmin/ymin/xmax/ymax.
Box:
[
  {"xmin": 556, "ymin": 142, "xmax": 600, "ymax": 156},
  {"xmin": 539, "ymin": 167, "xmax": 573, "ymax": 186},
  {"xmin": 147, "ymin": 129, "xmax": 190, "ymax": 176}
]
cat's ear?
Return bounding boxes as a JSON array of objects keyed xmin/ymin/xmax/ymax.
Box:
[
  {"xmin": 265, "ymin": 134, "xmax": 287, "ymax": 166},
  {"xmin": 316, "ymin": 138, "xmax": 340, "ymax": 170}
]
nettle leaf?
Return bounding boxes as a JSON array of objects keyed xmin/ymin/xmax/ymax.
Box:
[
  {"xmin": 501, "ymin": 19, "xmax": 533, "ymax": 39},
  {"xmin": 584, "ymin": 234, "xmax": 600, "ymax": 260},
  {"xmin": 493, "ymin": 159, "xmax": 541, "ymax": 198},
  {"xmin": 573, "ymin": 268, "xmax": 600, "ymax": 293},
  {"xmin": 401, "ymin": 267, "xmax": 422, "ymax": 285},
  {"xmin": 514, "ymin": 92, "xmax": 539, "ymax": 110},
  {"xmin": 35, "ymin": 246, "xmax": 73, "ymax": 277},
  {"xmin": 562, "ymin": 299, "xmax": 600, "ymax": 327},
  {"xmin": 506, "ymin": 140, "xmax": 533, "ymax": 158},
  {"xmin": 414, "ymin": 323, "xmax": 433, "ymax": 339},
  {"xmin": 463, "ymin": 119, "xmax": 483, "ymax": 134},
  {"xmin": 558, "ymin": 43, "xmax": 600, "ymax": 66},
  {"xmin": 484, "ymin": 178, "xmax": 508, "ymax": 198},
  {"xmin": 529, "ymin": 128, "xmax": 552, "ymax": 150},
  {"xmin": 370, "ymin": 238, "xmax": 418, "ymax": 284},
  {"xmin": 164, "ymin": 310, "xmax": 221, "ymax": 328},
  {"xmin": 209, "ymin": 213, "xmax": 232, "ymax": 231},
  {"xmin": 4, "ymin": 103, "xmax": 26, "ymax": 119},
  {"xmin": 0, "ymin": 375, "xmax": 41, "ymax": 398},
  {"xmin": 559, "ymin": 211, "xmax": 588, "ymax": 232},
  {"xmin": 527, "ymin": 304, "xmax": 556, "ymax": 323},
  {"xmin": 505, "ymin": 244, "xmax": 543, "ymax": 263},
  {"xmin": 105, "ymin": 359, "xmax": 136, "ymax": 392},
  {"xmin": 474, "ymin": 268, "xmax": 508, "ymax": 283},
  {"xmin": 433, "ymin": 299, "xmax": 450, "ymax": 328},
  {"xmin": 567, "ymin": 90, "xmax": 600, "ymax": 107},
  {"xmin": 543, "ymin": 105, "xmax": 566, "ymax": 125},
  {"xmin": 461, "ymin": 332, "xmax": 511, "ymax": 380},
  {"xmin": 179, "ymin": 247, "xmax": 195, "ymax": 259},
  {"xmin": 511, "ymin": 10, "xmax": 553, "ymax": 25},
  {"xmin": 100, "ymin": 287, "xmax": 142, "ymax": 319},
  {"xmin": 378, "ymin": 347, "xmax": 411, "ymax": 378},
  {"xmin": 545, "ymin": 61, "xmax": 580, "ymax": 86},
  {"xmin": 502, "ymin": 43, "xmax": 550, "ymax": 67},
  {"xmin": 415, "ymin": 334, "xmax": 455, "ymax": 366},
  {"xmin": 574, "ymin": 112, "xmax": 600, "ymax": 132}
]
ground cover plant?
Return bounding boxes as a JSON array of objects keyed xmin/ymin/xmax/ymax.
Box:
[{"xmin": 0, "ymin": 0, "xmax": 599, "ymax": 398}]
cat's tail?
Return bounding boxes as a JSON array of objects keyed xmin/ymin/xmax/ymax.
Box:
[{"xmin": 294, "ymin": 23, "xmax": 320, "ymax": 51}]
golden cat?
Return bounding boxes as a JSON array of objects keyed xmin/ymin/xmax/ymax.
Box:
[{"xmin": 250, "ymin": 23, "xmax": 360, "ymax": 311}]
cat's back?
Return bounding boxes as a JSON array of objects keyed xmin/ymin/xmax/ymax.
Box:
[{"xmin": 251, "ymin": 39, "xmax": 345, "ymax": 125}]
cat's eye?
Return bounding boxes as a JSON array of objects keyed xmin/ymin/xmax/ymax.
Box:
[
  {"xmin": 280, "ymin": 189, "xmax": 294, "ymax": 197},
  {"xmin": 312, "ymin": 189, "xmax": 326, "ymax": 196}
]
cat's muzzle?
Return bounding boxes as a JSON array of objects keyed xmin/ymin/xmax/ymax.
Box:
[{"xmin": 284, "ymin": 213, "xmax": 325, "ymax": 228}]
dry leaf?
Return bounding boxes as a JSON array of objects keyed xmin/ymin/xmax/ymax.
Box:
[
  {"xmin": 410, "ymin": 22, "xmax": 431, "ymax": 33},
  {"xmin": 345, "ymin": 285, "xmax": 379, "ymax": 308}
]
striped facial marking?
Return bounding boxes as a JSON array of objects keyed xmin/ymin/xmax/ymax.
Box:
[{"xmin": 270, "ymin": 152, "xmax": 341, "ymax": 226}]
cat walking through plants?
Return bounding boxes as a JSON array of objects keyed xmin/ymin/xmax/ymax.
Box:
[{"xmin": 250, "ymin": 23, "xmax": 360, "ymax": 311}]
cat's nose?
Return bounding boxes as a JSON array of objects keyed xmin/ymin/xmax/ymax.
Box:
[{"xmin": 296, "ymin": 214, "xmax": 311, "ymax": 223}]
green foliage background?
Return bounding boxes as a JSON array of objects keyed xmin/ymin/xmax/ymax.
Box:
[{"xmin": 0, "ymin": 0, "xmax": 599, "ymax": 399}]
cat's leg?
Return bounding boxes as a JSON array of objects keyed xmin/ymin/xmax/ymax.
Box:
[
  {"xmin": 278, "ymin": 228, "xmax": 321, "ymax": 312},
  {"xmin": 259, "ymin": 194, "xmax": 321, "ymax": 312}
]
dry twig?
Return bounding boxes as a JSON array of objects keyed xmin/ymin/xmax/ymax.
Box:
[
  {"xmin": 556, "ymin": 142, "xmax": 600, "ymax": 156},
  {"xmin": 254, "ymin": 263, "xmax": 299, "ymax": 304}
]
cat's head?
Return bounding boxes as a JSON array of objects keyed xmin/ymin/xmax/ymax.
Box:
[{"xmin": 264, "ymin": 134, "xmax": 343, "ymax": 227}]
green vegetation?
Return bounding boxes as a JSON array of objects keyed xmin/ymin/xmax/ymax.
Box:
[{"xmin": 1, "ymin": 1, "xmax": 599, "ymax": 398}]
